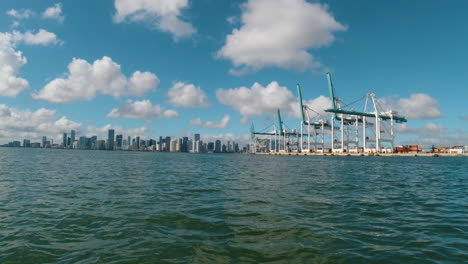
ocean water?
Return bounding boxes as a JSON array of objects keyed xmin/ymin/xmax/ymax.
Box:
[{"xmin": 0, "ymin": 148, "xmax": 467, "ymax": 264}]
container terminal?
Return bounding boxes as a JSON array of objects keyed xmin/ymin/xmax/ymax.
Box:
[{"xmin": 250, "ymin": 73, "xmax": 468, "ymax": 157}]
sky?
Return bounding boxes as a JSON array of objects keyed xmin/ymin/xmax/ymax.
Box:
[{"xmin": 0, "ymin": 0, "xmax": 467, "ymax": 146}]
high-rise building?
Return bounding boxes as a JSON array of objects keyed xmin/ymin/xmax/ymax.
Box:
[
  {"xmin": 207, "ymin": 142, "xmax": 214, "ymax": 152},
  {"xmin": 107, "ymin": 129, "xmax": 115, "ymax": 150},
  {"xmin": 97, "ymin": 140, "xmax": 106, "ymax": 150},
  {"xmin": 136, "ymin": 136, "xmax": 140, "ymax": 149},
  {"xmin": 176, "ymin": 138, "xmax": 182, "ymax": 152},
  {"xmin": 116, "ymin": 135, "xmax": 123, "ymax": 149},
  {"xmin": 42, "ymin": 136, "xmax": 47, "ymax": 148},
  {"xmin": 63, "ymin": 133, "xmax": 67, "ymax": 148},
  {"xmin": 70, "ymin": 130, "xmax": 76, "ymax": 149},
  {"xmin": 23, "ymin": 139, "xmax": 31, "ymax": 148},
  {"xmin": 158, "ymin": 136, "xmax": 163, "ymax": 151},
  {"xmin": 194, "ymin": 133, "xmax": 200, "ymax": 142},
  {"xmin": 79, "ymin": 136, "xmax": 87, "ymax": 149},
  {"xmin": 90, "ymin": 136, "xmax": 97, "ymax": 149},
  {"xmin": 170, "ymin": 139, "xmax": 177, "ymax": 152},
  {"xmin": 215, "ymin": 140, "xmax": 221, "ymax": 153},
  {"xmin": 187, "ymin": 139, "xmax": 193, "ymax": 152},
  {"xmin": 165, "ymin": 136, "xmax": 171, "ymax": 152},
  {"xmin": 182, "ymin": 137, "xmax": 188, "ymax": 152},
  {"xmin": 194, "ymin": 140, "xmax": 202, "ymax": 153}
]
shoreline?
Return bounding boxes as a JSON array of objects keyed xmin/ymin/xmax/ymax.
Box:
[{"xmin": 253, "ymin": 152, "xmax": 468, "ymax": 157}]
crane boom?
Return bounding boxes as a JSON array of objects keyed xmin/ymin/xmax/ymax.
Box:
[{"xmin": 296, "ymin": 84, "xmax": 306, "ymax": 125}]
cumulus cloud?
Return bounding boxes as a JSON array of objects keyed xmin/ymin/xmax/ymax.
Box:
[
  {"xmin": 12, "ymin": 29, "xmax": 62, "ymax": 46},
  {"xmin": 113, "ymin": 0, "xmax": 195, "ymax": 39},
  {"xmin": 10, "ymin": 21, "xmax": 21, "ymax": 29},
  {"xmin": 217, "ymin": 0, "xmax": 346, "ymax": 74},
  {"xmin": 290, "ymin": 95, "xmax": 332, "ymax": 119},
  {"xmin": 0, "ymin": 33, "xmax": 29, "ymax": 97},
  {"xmin": 383, "ymin": 93, "xmax": 442, "ymax": 119},
  {"xmin": 396, "ymin": 122, "xmax": 467, "ymax": 147},
  {"xmin": 217, "ymin": 82, "xmax": 296, "ymax": 123},
  {"xmin": 32, "ymin": 56, "xmax": 159, "ymax": 103},
  {"xmin": 107, "ymin": 99, "xmax": 179, "ymax": 119},
  {"xmin": 167, "ymin": 82, "xmax": 210, "ymax": 108},
  {"xmin": 42, "ymin": 3, "xmax": 64, "ymax": 23},
  {"xmin": 0, "ymin": 104, "xmax": 81, "ymax": 142},
  {"xmin": 0, "ymin": 29, "xmax": 61, "ymax": 97},
  {"xmin": 6, "ymin": 9, "xmax": 34, "ymax": 20},
  {"xmin": 217, "ymin": 81, "xmax": 332, "ymax": 123},
  {"xmin": 190, "ymin": 115, "xmax": 231, "ymax": 129}
]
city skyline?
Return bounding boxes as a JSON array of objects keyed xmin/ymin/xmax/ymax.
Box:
[
  {"xmin": 0, "ymin": 0, "xmax": 467, "ymax": 147},
  {"xmin": 2, "ymin": 128, "xmax": 247, "ymax": 153}
]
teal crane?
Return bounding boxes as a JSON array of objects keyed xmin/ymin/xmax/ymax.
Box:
[
  {"xmin": 296, "ymin": 83, "xmax": 330, "ymax": 128},
  {"xmin": 324, "ymin": 73, "xmax": 407, "ymax": 123}
]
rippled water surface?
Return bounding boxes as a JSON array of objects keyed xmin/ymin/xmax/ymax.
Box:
[{"xmin": 0, "ymin": 148, "xmax": 467, "ymax": 263}]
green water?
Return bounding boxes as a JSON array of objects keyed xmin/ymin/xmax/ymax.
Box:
[{"xmin": 0, "ymin": 148, "xmax": 467, "ymax": 263}]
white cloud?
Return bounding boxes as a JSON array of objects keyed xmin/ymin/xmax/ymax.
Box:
[
  {"xmin": 10, "ymin": 21, "xmax": 21, "ymax": 28},
  {"xmin": 397, "ymin": 122, "xmax": 445, "ymax": 136},
  {"xmin": 383, "ymin": 93, "xmax": 442, "ymax": 119},
  {"xmin": 32, "ymin": 56, "xmax": 159, "ymax": 103},
  {"xmin": 6, "ymin": 9, "xmax": 34, "ymax": 20},
  {"xmin": 42, "ymin": 3, "xmax": 64, "ymax": 23},
  {"xmin": 167, "ymin": 82, "xmax": 210, "ymax": 108},
  {"xmin": 217, "ymin": 81, "xmax": 332, "ymax": 123},
  {"xmin": 128, "ymin": 71, "xmax": 159, "ymax": 96},
  {"xmin": 190, "ymin": 115, "xmax": 231, "ymax": 129},
  {"xmin": 12, "ymin": 29, "xmax": 62, "ymax": 46},
  {"xmin": 0, "ymin": 104, "xmax": 81, "ymax": 142},
  {"xmin": 396, "ymin": 122, "xmax": 467, "ymax": 147},
  {"xmin": 113, "ymin": 0, "xmax": 195, "ymax": 39},
  {"xmin": 290, "ymin": 95, "xmax": 332, "ymax": 119},
  {"xmin": 217, "ymin": 0, "xmax": 346, "ymax": 74},
  {"xmin": 0, "ymin": 33, "xmax": 29, "ymax": 97},
  {"xmin": 226, "ymin": 16, "xmax": 238, "ymax": 25},
  {"xmin": 0, "ymin": 29, "xmax": 60, "ymax": 97},
  {"xmin": 107, "ymin": 99, "xmax": 179, "ymax": 119},
  {"xmin": 216, "ymin": 81, "xmax": 296, "ymax": 123}
]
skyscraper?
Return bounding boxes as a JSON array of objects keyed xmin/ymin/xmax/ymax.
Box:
[
  {"xmin": 70, "ymin": 130, "xmax": 76, "ymax": 149},
  {"xmin": 215, "ymin": 140, "xmax": 221, "ymax": 153},
  {"xmin": 23, "ymin": 139, "xmax": 31, "ymax": 148},
  {"xmin": 194, "ymin": 133, "xmax": 200, "ymax": 142},
  {"xmin": 136, "ymin": 136, "xmax": 140, "ymax": 149},
  {"xmin": 116, "ymin": 134, "xmax": 123, "ymax": 149},
  {"xmin": 42, "ymin": 136, "xmax": 47, "ymax": 148},
  {"xmin": 165, "ymin": 136, "xmax": 171, "ymax": 152},
  {"xmin": 90, "ymin": 136, "xmax": 97, "ymax": 149},
  {"xmin": 78, "ymin": 136, "xmax": 85, "ymax": 149},
  {"xmin": 108, "ymin": 129, "xmax": 115, "ymax": 150},
  {"xmin": 182, "ymin": 137, "xmax": 188, "ymax": 152},
  {"xmin": 158, "ymin": 136, "xmax": 163, "ymax": 151},
  {"xmin": 63, "ymin": 132, "xmax": 67, "ymax": 148},
  {"xmin": 170, "ymin": 139, "xmax": 177, "ymax": 152},
  {"xmin": 207, "ymin": 142, "xmax": 214, "ymax": 152}
]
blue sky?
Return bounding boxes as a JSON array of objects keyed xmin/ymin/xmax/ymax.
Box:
[{"xmin": 0, "ymin": 0, "xmax": 467, "ymax": 146}]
